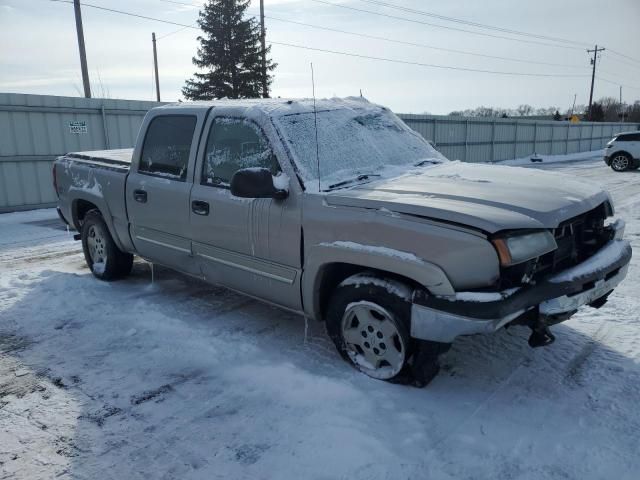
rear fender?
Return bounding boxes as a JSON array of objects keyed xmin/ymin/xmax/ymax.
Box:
[{"xmin": 71, "ymin": 191, "xmax": 126, "ymax": 252}]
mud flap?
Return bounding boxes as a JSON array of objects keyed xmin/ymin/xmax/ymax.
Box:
[{"xmin": 390, "ymin": 340, "xmax": 451, "ymax": 388}]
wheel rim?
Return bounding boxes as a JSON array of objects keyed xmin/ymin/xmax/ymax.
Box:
[
  {"xmin": 341, "ymin": 301, "xmax": 406, "ymax": 379},
  {"xmin": 612, "ymin": 155, "xmax": 629, "ymax": 171},
  {"xmin": 87, "ymin": 224, "xmax": 107, "ymax": 266}
]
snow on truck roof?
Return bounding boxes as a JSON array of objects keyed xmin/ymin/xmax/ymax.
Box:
[{"xmin": 157, "ymin": 96, "xmax": 389, "ymax": 118}]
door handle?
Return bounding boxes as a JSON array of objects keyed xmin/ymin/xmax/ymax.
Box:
[
  {"xmin": 192, "ymin": 200, "xmax": 210, "ymax": 216},
  {"xmin": 133, "ymin": 189, "xmax": 147, "ymax": 203}
]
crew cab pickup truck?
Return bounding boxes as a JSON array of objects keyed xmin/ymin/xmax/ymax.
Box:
[{"xmin": 54, "ymin": 98, "xmax": 632, "ymax": 386}]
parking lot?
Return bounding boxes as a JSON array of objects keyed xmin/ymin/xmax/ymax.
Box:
[{"xmin": 1, "ymin": 157, "xmax": 639, "ymax": 480}]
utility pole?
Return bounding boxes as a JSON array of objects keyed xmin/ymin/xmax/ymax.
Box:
[
  {"xmin": 152, "ymin": 32, "xmax": 161, "ymax": 102},
  {"xmin": 73, "ymin": 0, "xmax": 91, "ymax": 98},
  {"xmin": 259, "ymin": 0, "xmax": 268, "ymax": 98},
  {"xmin": 619, "ymin": 85, "xmax": 624, "ymax": 123},
  {"xmin": 587, "ymin": 45, "xmax": 605, "ymax": 120}
]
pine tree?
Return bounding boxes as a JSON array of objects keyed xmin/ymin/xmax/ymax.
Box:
[{"xmin": 182, "ymin": 0, "xmax": 276, "ymax": 100}]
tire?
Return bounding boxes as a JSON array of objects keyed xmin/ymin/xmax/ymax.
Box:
[
  {"xmin": 610, "ymin": 152, "xmax": 631, "ymax": 172},
  {"xmin": 81, "ymin": 209, "xmax": 133, "ymax": 280},
  {"xmin": 326, "ymin": 272, "xmax": 445, "ymax": 386}
]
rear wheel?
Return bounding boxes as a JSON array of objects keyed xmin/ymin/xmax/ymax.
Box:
[
  {"xmin": 610, "ymin": 153, "xmax": 631, "ymax": 172},
  {"xmin": 326, "ymin": 273, "xmax": 445, "ymax": 386},
  {"xmin": 81, "ymin": 209, "xmax": 133, "ymax": 280}
]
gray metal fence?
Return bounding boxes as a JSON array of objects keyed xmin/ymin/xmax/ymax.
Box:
[
  {"xmin": 399, "ymin": 114, "xmax": 639, "ymax": 163},
  {"xmin": 0, "ymin": 93, "xmax": 162, "ymax": 213},
  {"xmin": 1, "ymin": 93, "xmax": 639, "ymax": 213}
]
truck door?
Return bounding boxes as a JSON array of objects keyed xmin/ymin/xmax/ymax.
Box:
[
  {"xmin": 126, "ymin": 109, "xmax": 207, "ymax": 275},
  {"xmin": 189, "ymin": 114, "xmax": 302, "ymax": 311}
]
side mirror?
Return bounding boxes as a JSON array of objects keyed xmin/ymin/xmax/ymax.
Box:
[{"xmin": 230, "ymin": 168, "xmax": 288, "ymax": 199}]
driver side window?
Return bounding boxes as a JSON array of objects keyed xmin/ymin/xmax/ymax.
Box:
[{"xmin": 202, "ymin": 118, "xmax": 280, "ymax": 187}]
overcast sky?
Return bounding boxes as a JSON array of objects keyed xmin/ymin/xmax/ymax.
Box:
[{"xmin": 1, "ymin": 0, "xmax": 639, "ymax": 113}]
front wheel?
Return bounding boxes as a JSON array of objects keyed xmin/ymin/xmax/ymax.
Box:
[
  {"xmin": 326, "ymin": 273, "xmax": 444, "ymax": 386},
  {"xmin": 610, "ymin": 153, "xmax": 631, "ymax": 172},
  {"xmin": 81, "ymin": 209, "xmax": 133, "ymax": 280}
]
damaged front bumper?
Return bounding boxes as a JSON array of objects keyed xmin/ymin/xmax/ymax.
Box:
[{"xmin": 410, "ymin": 222, "xmax": 632, "ymax": 343}]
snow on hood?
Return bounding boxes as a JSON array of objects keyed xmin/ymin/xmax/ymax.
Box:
[{"xmin": 325, "ymin": 161, "xmax": 611, "ymax": 233}]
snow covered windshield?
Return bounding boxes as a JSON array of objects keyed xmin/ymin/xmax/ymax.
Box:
[{"xmin": 274, "ymin": 104, "xmax": 446, "ymax": 191}]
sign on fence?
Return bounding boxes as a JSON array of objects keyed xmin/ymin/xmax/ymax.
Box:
[{"xmin": 68, "ymin": 120, "xmax": 88, "ymax": 134}]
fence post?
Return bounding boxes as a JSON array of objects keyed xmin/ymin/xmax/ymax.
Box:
[
  {"xmin": 513, "ymin": 121, "xmax": 518, "ymax": 159},
  {"xmin": 464, "ymin": 119, "xmax": 469, "ymax": 162},
  {"xmin": 433, "ymin": 117, "xmax": 438, "ymax": 157},
  {"xmin": 101, "ymin": 105, "xmax": 110, "ymax": 149},
  {"xmin": 589, "ymin": 124, "xmax": 594, "ymax": 151},
  {"xmin": 565, "ymin": 124, "xmax": 570, "ymax": 154},
  {"xmin": 490, "ymin": 120, "xmax": 496, "ymax": 163},
  {"xmin": 533, "ymin": 122, "xmax": 538, "ymax": 155}
]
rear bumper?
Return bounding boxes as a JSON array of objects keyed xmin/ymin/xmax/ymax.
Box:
[{"xmin": 411, "ymin": 222, "xmax": 632, "ymax": 343}]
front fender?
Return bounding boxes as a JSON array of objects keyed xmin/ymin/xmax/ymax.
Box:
[{"xmin": 302, "ymin": 241, "xmax": 455, "ymax": 320}]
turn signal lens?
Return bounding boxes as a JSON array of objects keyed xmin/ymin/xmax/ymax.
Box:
[{"xmin": 492, "ymin": 238, "xmax": 512, "ymax": 266}]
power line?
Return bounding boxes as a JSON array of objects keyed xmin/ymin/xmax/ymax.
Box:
[
  {"xmin": 151, "ymin": 0, "xmax": 640, "ymax": 77},
  {"xmin": 356, "ymin": 0, "xmax": 591, "ymax": 48},
  {"xmin": 596, "ymin": 76, "xmax": 640, "ymax": 91},
  {"xmin": 157, "ymin": 0, "xmax": 202, "ymax": 6},
  {"xmin": 263, "ymin": 14, "xmax": 588, "ymax": 69},
  {"xmin": 149, "ymin": 0, "xmax": 587, "ymax": 67},
  {"xmin": 46, "ymin": 0, "xmax": 637, "ymax": 86},
  {"xmin": 156, "ymin": 21, "xmax": 198, "ymax": 40},
  {"xmin": 268, "ymin": 41, "xmax": 591, "ymax": 78},
  {"xmin": 607, "ymin": 48, "xmax": 640, "ymax": 66},
  {"xmin": 310, "ymin": 0, "xmax": 586, "ymax": 51},
  {"xmin": 49, "ymin": 0, "xmax": 200, "ymax": 29}
]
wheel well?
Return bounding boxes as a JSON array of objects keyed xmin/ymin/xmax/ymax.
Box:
[
  {"xmin": 610, "ymin": 150, "xmax": 632, "ymax": 159},
  {"xmin": 314, "ymin": 263, "xmax": 422, "ymax": 321},
  {"xmin": 72, "ymin": 199, "xmax": 99, "ymax": 230}
]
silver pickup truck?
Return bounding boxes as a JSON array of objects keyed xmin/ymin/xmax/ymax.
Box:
[{"xmin": 54, "ymin": 97, "xmax": 632, "ymax": 386}]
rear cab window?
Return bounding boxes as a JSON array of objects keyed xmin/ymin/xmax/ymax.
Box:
[{"xmin": 139, "ymin": 115, "xmax": 197, "ymax": 181}]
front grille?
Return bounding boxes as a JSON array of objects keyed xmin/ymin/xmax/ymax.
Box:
[{"xmin": 500, "ymin": 202, "xmax": 611, "ymax": 287}]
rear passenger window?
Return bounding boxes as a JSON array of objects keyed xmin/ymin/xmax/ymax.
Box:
[
  {"xmin": 202, "ymin": 118, "xmax": 280, "ymax": 187},
  {"xmin": 616, "ymin": 133, "xmax": 640, "ymax": 142},
  {"xmin": 139, "ymin": 115, "xmax": 197, "ymax": 181}
]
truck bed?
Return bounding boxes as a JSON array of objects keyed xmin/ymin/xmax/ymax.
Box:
[{"xmin": 66, "ymin": 148, "xmax": 133, "ymax": 169}]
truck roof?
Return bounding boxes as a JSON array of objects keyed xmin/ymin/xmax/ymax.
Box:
[{"xmin": 155, "ymin": 96, "xmax": 383, "ymax": 119}]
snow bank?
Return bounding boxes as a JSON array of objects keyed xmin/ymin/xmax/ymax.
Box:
[{"xmin": 499, "ymin": 149, "xmax": 605, "ymax": 166}]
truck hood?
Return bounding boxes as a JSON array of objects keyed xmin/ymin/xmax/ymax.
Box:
[{"xmin": 325, "ymin": 161, "xmax": 610, "ymax": 233}]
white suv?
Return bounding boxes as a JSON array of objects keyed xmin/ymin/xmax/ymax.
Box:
[{"xmin": 604, "ymin": 131, "xmax": 640, "ymax": 172}]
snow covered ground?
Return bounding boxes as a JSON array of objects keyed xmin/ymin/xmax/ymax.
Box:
[{"xmin": 1, "ymin": 154, "xmax": 639, "ymax": 480}]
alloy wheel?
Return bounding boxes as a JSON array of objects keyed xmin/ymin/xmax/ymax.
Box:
[{"xmin": 341, "ymin": 301, "xmax": 406, "ymax": 379}]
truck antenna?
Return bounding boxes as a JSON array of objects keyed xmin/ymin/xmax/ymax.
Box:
[{"xmin": 311, "ymin": 62, "xmax": 321, "ymax": 192}]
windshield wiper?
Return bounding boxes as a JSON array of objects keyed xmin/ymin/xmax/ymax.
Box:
[
  {"xmin": 326, "ymin": 174, "xmax": 381, "ymax": 190},
  {"xmin": 414, "ymin": 159, "xmax": 440, "ymax": 167}
]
